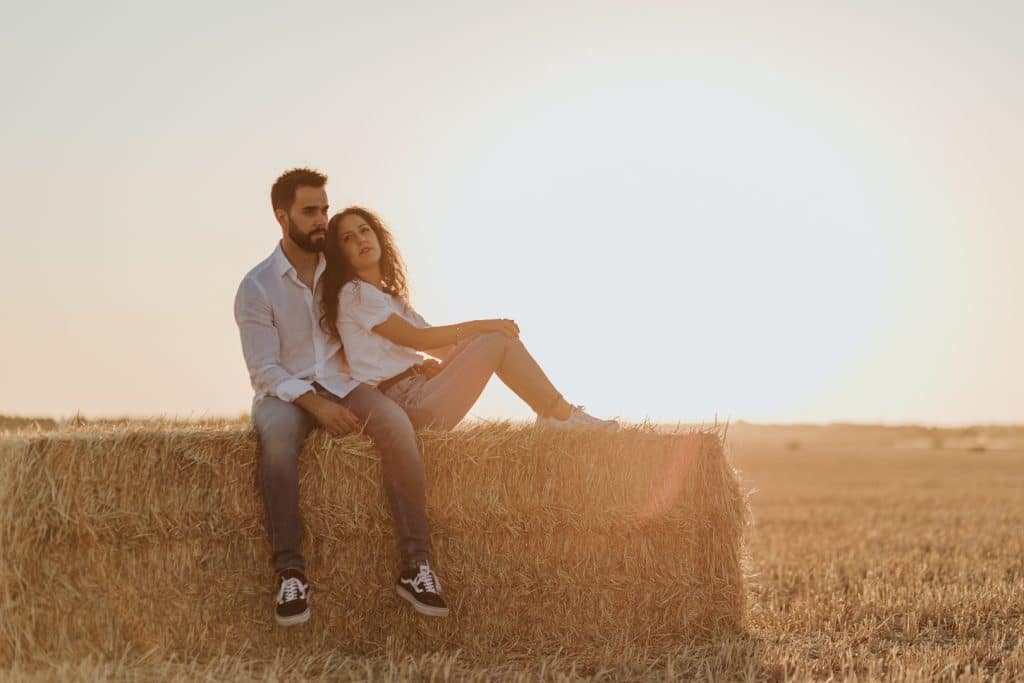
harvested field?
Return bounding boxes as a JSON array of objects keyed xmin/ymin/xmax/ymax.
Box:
[
  {"xmin": 732, "ymin": 432, "xmax": 1024, "ymax": 681},
  {"xmin": 2, "ymin": 422, "xmax": 1022, "ymax": 681}
]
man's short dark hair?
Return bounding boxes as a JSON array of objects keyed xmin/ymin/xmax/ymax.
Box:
[{"xmin": 271, "ymin": 168, "xmax": 328, "ymax": 212}]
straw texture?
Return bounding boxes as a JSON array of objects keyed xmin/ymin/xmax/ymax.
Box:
[{"xmin": 0, "ymin": 423, "xmax": 747, "ymax": 671}]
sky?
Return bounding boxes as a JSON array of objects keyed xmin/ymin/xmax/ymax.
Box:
[{"xmin": 1, "ymin": 1, "xmax": 1021, "ymax": 425}]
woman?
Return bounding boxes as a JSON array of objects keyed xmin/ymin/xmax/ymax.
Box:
[{"xmin": 319, "ymin": 206, "xmax": 618, "ymax": 432}]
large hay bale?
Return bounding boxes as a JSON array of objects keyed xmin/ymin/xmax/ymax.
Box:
[{"xmin": 0, "ymin": 424, "xmax": 747, "ymax": 671}]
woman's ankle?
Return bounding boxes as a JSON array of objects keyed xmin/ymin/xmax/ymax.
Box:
[{"xmin": 536, "ymin": 393, "xmax": 572, "ymax": 420}]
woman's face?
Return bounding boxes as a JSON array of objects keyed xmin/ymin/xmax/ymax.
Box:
[{"xmin": 337, "ymin": 213, "xmax": 382, "ymax": 271}]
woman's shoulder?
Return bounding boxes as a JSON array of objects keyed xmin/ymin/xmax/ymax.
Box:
[
  {"xmin": 339, "ymin": 280, "xmax": 360, "ymax": 298},
  {"xmin": 340, "ymin": 280, "xmax": 396, "ymax": 307}
]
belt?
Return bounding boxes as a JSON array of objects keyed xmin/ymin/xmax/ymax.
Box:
[{"xmin": 378, "ymin": 364, "xmax": 424, "ymax": 393}]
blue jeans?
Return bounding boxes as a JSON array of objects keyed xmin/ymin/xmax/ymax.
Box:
[
  {"xmin": 252, "ymin": 384, "xmax": 430, "ymax": 574},
  {"xmin": 383, "ymin": 332, "xmax": 563, "ymax": 430}
]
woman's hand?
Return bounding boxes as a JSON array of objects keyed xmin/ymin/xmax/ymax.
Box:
[
  {"xmin": 475, "ymin": 318, "xmax": 520, "ymax": 339},
  {"xmin": 419, "ymin": 358, "xmax": 444, "ymax": 378}
]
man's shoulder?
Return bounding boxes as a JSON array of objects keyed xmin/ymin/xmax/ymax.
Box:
[
  {"xmin": 239, "ymin": 248, "xmax": 281, "ymax": 289},
  {"xmin": 235, "ymin": 250, "xmax": 283, "ymax": 310}
]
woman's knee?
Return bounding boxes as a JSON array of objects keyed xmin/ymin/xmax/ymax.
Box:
[
  {"xmin": 470, "ymin": 331, "xmax": 511, "ymax": 362},
  {"xmin": 476, "ymin": 330, "xmax": 509, "ymax": 346}
]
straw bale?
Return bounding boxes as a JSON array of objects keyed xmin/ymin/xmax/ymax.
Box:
[
  {"xmin": 0, "ymin": 423, "xmax": 747, "ymax": 670},
  {"xmin": 0, "ymin": 415, "xmax": 58, "ymax": 433}
]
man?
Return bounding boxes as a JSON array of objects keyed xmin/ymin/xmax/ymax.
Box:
[{"xmin": 234, "ymin": 168, "xmax": 448, "ymax": 626}]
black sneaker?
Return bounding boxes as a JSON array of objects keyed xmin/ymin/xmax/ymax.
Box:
[
  {"xmin": 396, "ymin": 563, "xmax": 449, "ymax": 617},
  {"xmin": 275, "ymin": 568, "xmax": 310, "ymax": 626}
]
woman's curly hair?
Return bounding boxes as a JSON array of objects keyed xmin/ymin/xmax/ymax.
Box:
[{"xmin": 320, "ymin": 206, "xmax": 409, "ymax": 342}]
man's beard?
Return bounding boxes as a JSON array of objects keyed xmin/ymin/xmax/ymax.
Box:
[{"xmin": 287, "ymin": 215, "xmax": 326, "ymax": 253}]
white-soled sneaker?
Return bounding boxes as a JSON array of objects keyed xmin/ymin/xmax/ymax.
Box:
[
  {"xmin": 396, "ymin": 563, "xmax": 449, "ymax": 617},
  {"xmin": 535, "ymin": 405, "xmax": 619, "ymax": 432},
  {"xmin": 275, "ymin": 569, "xmax": 310, "ymax": 626}
]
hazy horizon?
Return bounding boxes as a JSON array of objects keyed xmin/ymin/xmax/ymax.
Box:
[{"xmin": 2, "ymin": 1, "xmax": 1021, "ymax": 425}]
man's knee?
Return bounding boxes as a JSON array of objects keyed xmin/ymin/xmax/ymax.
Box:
[
  {"xmin": 253, "ymin": 398, "xmax": 310, "ymax": 465},
  {"xmin": 359, "ymin": 393, "xmax": 418, "ymax": 447},
  {"xmin": 258, "ymin": 431, "xmax": 306, "ymax": 469}
]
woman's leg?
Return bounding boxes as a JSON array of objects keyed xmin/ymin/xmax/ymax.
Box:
[{"xmin": 394, "ymin": 332, "xmax": 564, "ymax": 430}]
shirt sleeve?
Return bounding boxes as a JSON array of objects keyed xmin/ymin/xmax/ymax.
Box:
[
  {"xmin": 340, "ymin": 281, "xmax": 397, "ymax": 331},
  {"xmin": 234, "ymin": 277, "xmax": 314, "ymax": 402},
  {"xmin": 404, "ymin": 303, "xmax": 429, "ymax": 328}
]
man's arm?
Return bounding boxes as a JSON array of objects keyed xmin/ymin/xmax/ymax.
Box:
[
  {"xmin": 233, "ymin": 278, "xmax": 313, "ymax": 401},
  {"xmin": 234, "ymin": 279, "xmax": 360, "ymax": 435}
]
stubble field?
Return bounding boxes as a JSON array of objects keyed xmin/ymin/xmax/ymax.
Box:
[
  {"xmin": 1, "ymin": 420, "xmax": 1021, "ymax": 681},
  {"xmin": 727, "ymin": 424, "xmax": 1024, "ymax": 681}
]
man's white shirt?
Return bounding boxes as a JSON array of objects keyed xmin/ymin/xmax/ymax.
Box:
[{"xmin": 234, "ymin": 242, "xmax": 359, "ymax": 405}]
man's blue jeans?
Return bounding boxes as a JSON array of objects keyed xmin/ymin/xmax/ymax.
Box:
[{"xmin": 252, "ymin": 384, "xmax": 430, "ymax": 574}]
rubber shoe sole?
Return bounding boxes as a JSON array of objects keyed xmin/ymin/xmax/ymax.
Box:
[
  {"xmin": 396, "ymin": 584, "xmax": 449, "ymax": 617},
  {"xmin": 275, "ymin": 608, "xmax": 310, "ymax": 626}
]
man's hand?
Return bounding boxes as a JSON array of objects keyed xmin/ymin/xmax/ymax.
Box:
[
  {"xmin": 315, "ymin": 400, "xmax": 362, "ymax": 436},
  {"xmin": 295, "ymin": 391, "xmax": 361, "ymax": 436}
]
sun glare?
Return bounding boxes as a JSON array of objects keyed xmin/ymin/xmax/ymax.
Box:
[{"xmin": 417, "ymin": 75, "xmax": 893, "ymax": 420}]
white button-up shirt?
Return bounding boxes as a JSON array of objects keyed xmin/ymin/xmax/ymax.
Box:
[
  {"xmin": 338, "ymin": 280, "xmax": 429, "ymax": 385},
  {"xmin": 234, "ymin": 242, "xmax": 359, "ymax": 405}
]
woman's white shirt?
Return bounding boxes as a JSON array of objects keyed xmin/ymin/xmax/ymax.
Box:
[{"xmin": 338, "ymin": 280, "xmax": 428, "ymax": 386}]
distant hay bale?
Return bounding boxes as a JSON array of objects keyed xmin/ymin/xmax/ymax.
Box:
[
  {"xmin": 0, "ymin": 415, "xmax": 58, "ymax": 433},
  {"xmin": 0, "ymin": 423, "xmax": 748, "ymax": 670}
]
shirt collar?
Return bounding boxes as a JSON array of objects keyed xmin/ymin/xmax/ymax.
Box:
[
  {"xmin": 271, "ymin": 242, "xmax": 292, "ymax": 278},
  {"xmin": 272, "ymin": 241, "xmax": 325, "ymax": 283}
]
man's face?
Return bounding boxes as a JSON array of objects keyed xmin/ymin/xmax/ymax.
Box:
[{"xmin": 279, "ymin": 185, "xmax": 329, "ymax": 253}]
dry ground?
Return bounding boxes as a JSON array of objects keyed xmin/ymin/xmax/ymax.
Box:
[
  {"xmin": 728, "ymin": 425, "xmax": 1024, "ymax": 681},
  {"xmin": 2, "ymin": 421, "xmax": 1022, "ymax": 681}
]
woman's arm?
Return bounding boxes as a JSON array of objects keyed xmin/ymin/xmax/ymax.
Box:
[{"xmin": 371, "ymin": 316, "xmax": 520, "ymax": 352}]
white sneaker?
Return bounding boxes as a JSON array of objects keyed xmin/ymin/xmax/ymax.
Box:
[{"xmin": 535, "ymin": 405, "xmax": 619, "ymax": 432}]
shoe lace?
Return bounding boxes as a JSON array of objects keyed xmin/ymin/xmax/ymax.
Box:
[
  {"xmin": 411, "ymin": 564, "xmax": 441, "ymax": 594},
  {"xmin": 571, "ymin": 405, "xmax": 597, "ymax": 421},
  {"xmin": 278, "ymin": 577, "xmax": 306, "ymax": 604}
]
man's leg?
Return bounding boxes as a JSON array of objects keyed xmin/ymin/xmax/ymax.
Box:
[
  {"xmin": 252, "ymin": 396, "xmax": 316, "ymax": 574},
  {"xmin": 315, "ymin": 385, "xmax": 446, "ymax": 616},
  {"xmin": 334, "ymin": 385, "xmax": 431, "ymax": 568}
]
